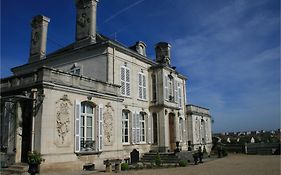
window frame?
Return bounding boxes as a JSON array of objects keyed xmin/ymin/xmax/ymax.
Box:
[
  {"xmin": 122, "ymin": 110, "xmax": 130, "ymax": 144},
  {"xmin": 80, "ymin": 102, "xmax": 95, "ymax": 151}
]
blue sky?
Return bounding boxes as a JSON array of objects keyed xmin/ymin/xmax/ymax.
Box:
[{"xmin": 1, "ymin": 0, "xmax": 280, "ymax": 132}]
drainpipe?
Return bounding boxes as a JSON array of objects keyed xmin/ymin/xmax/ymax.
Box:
[{"xmin": 31, "ymin": 88, "xmax": 38, "ymax": 152}]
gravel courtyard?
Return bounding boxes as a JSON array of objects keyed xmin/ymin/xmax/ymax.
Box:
[
  {"xmin": 102, "ymin": 154, "xmax": 280, "ymax": 175},
  {"xmin": 40, "ymin": 154, "xmax": 280, "ymax": 175}
]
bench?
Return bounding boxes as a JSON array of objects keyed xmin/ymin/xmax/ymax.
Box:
[{"xmin": 104, "ymin": 159, "xmax": 122, "ymax": 173}]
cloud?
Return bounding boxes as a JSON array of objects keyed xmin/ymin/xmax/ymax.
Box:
[
  {"xmin": 103, "ymin": 0, "xmax": 145, "ymax": 24},
  {"xmin": 172, "ymin": 0, "xmax": 280, "ymax": 132}
]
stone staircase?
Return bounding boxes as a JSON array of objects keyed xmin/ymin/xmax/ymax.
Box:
[
  {"xmin": 0, "ymin": 163, "xmax": 29, "ymax": 175},
  {"xmin": 141, "ymin": 152, "xmax": 180, "ymax": 164}
]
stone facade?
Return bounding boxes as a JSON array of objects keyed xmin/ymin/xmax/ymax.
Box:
[{"xmin": 0, "ymin": 0, "xmax": 212, "ymax": 172}]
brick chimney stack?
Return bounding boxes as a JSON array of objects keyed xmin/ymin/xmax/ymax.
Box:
[
  {"xmin": 29, "ymin": 15, "xmax": 50, "ymax": 63},
  {"xmin": 75, "ymin": 0, "xmax": 99, "ymax": 44}
]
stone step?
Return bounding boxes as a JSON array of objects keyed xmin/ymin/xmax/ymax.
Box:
[{"xmin": 0, "ymin": 163, "xmax": 29, "ymax": 175}]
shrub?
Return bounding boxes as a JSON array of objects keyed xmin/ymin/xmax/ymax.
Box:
[
  {"xmin": 154, "ymin": 152, "xmax": 162, "ymax": 166},
  {"xmin": 179, "ymin": 160, "xmax": 187, "ymax": 167},
  {"xmin": 27, "ymin": 151, "xmax": 44, "ymax": 164},
  {"xmin": 121, "ymin": 163, "xmax": 129, "ymax": 170}
]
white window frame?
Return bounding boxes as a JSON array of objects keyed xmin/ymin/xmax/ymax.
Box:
[
  {"xmin": 138, "ymin": 72, "xmax": 147, "ymax": 100},
  {"xmin": 80, "ymin": 102, "xmax": 95, "ymax": 151},
  {"xmin": 139, "ymin": 113, "xmax": 146, "ymax": 143},
  {"xmin": 70, "ymin": 66, "xmax": 81, "ymax": 75},
  {"xmin": 122, "ymin": 110, "xmax": 130, "ymax": 144},
  {"xmin": 121, "ymin": 66, "xmax": 131, "ymax": 97}
]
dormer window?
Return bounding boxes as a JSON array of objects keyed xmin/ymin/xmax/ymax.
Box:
[
  {"xmin": 131, "ymin": 41, "xmax": 147, "ymax": 56},
  {"xmin": 70, "ymin": 63, "xmax": 81, "ymax": 75}
]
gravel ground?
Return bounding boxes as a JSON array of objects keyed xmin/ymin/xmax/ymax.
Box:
[{"xmin": 41, "ymin": 154, "xmax": 280, "ymax": 175}]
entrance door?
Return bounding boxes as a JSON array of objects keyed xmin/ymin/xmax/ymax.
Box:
[
  {"xmin": 169, "ymin": 113, "xmax": 175, "ymax": 151},
  {"xmin": 21, "ymin": 101, "xmax": 32, "ymax": 162}
]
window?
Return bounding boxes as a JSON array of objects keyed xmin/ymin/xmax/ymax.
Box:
[
  {"xmin": 138, "ymin": 72, "xmax": 147, "ymax": 100},
  {"xmin": 74, "ymin": 100, "xmax": 103, "ymax": 152},
  {"xmin": 80, "ymin": 102, "xmax": 95, "ymax": 151},
  {"xmin": 122, "ymin": 110, "xmax": 130, "ymax": 143},
  {"xmin": 165, "ymin": 74, "xmax": 174, "ymax": 101},
  {"xmin": 70, "ymin": 64, "xmax": 81, "ymax": 75},
  {"xmin": 140, "ymin": 113, "xmax": 146, "ymax": 142},
  {"xmin": 121, "ymin": 66, "xmax": 130, "ymax": 96}
]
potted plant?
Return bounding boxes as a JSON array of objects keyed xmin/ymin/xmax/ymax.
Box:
[{"xmin": 27, "ymin": 151, "xmax": 44, "ymax": 175}]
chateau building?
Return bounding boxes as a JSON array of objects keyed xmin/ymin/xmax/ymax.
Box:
[{"xmin": 0, "ymin": 0, "xmax": 212, "ymax": 171}]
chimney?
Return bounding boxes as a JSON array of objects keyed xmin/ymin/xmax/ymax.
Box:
[
  {"xmin": 29, "ymin": 15, "xmax": 50, "ymax": 63},
  {"xmin": 75, "ymin": 0, "xmax": 99, "ymax": 43},
  {"xmin": 155, "ymin": 42, "xmax": 171, "ymax": 65}
]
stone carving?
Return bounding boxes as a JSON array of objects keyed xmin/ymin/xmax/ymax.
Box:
[
  {"xmin": 103, "ymin": 102, "xmax": 114, "ymax": 145},
  {"xmin": 56, "ymin": 95, "xmax": 72, "ymax": 144},
  {"xmin": 77, "ymin": 13, "xmax": 90, "ymax": 28}
]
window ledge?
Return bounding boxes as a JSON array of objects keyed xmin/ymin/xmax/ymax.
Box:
[
  {"xmin": 137, "ymin": 98, "xmax": 148, "ymax": 102},
  {"xmin": 76, "ymin": 151, "xmax": 102, "ymax": 155}
]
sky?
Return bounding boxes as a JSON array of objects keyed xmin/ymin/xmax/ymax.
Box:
[{"xmin": 1, "ymin": 0, "xmax": 280, "ymax": 133}]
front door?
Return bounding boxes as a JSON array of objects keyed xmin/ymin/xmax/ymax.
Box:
[{"xmin": 169, "ymin": 113, "xmax": 175, "ymax": 151}]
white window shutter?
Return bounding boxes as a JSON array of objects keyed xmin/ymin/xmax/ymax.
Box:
[
  {"xmin": 132, "ymin": 112, "xmax": 136, "ymax": 144},
  {"xmin": 147, "ymin": 114, "xmax": 152, "ymax": 144},
  {"xmin": 183, "ymin": 118, "xmax": 186, "ymax": 142},
  {"xmin": 174, "ymin": 81, "xmax": 178, "ymax": 102},
  {"xmin": 121, "ymin": 67, "xmax": 125, "ymax": 95},
  {"xmin": 98, "ymin": 104, "xmax": 103, "ymax": 151},
  {"xmin": 138, "ymin": 73, "xmax": 142, "ymax": 99},
  {"xmin": 126, "ymin": 68, "xmax": 130, "ymax": 96},
  {"xmin": 143, "ymin": 75, "xmax": 147, "ymax": 99},
  {"xmin": 74, "ymin": 100, "xmax": 81, "ymax": 153},
  {"xmin": 164, "ymin": 75, "xmax": 168, "ymax": 100}
]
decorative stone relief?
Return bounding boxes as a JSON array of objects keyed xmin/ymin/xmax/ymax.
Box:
[
  {"xmin": 55, "ymin": 95, "xmax": 72, "ymax": 145},
  {"xmin": 103, "ymin": 102, "xmax": 114, "ymax": 145}
]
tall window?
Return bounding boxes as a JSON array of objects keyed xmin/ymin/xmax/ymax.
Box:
[
  {"xmin": 164, "ymin": 75, "xmax": 174, "ymax": 101},
  {"xmin": 121, "ymin": 66, "xmax": 130, "ymax": 96},
  {"xmin": 122, "ymin": 110, "xmax": 129, "ymax": 143},
  {"xmin": 80, "ymin": 102, "xmax": 95, "ymax": 151},
  {"xmin": 75, "ymin": 100, "xmax": 103, "ymax": 152},
  {"xmin": 140, "ymin": 113, "xmax": 146, "ymax": 142},
  {"xmin": 179, "ymin": 118, "xmax": 183, "ymax": 141},
  {"xmin": 138, "ymin": 72, "xmax": 147, "ymax": 100},
  {"xmin": 152, "ymin": 113, "xmax": 158, "ymax": 144}
]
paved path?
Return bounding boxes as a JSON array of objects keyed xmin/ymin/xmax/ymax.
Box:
[{"xmin": 41, "ymin": 154, "xmax": 280, "ymax": 175}]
